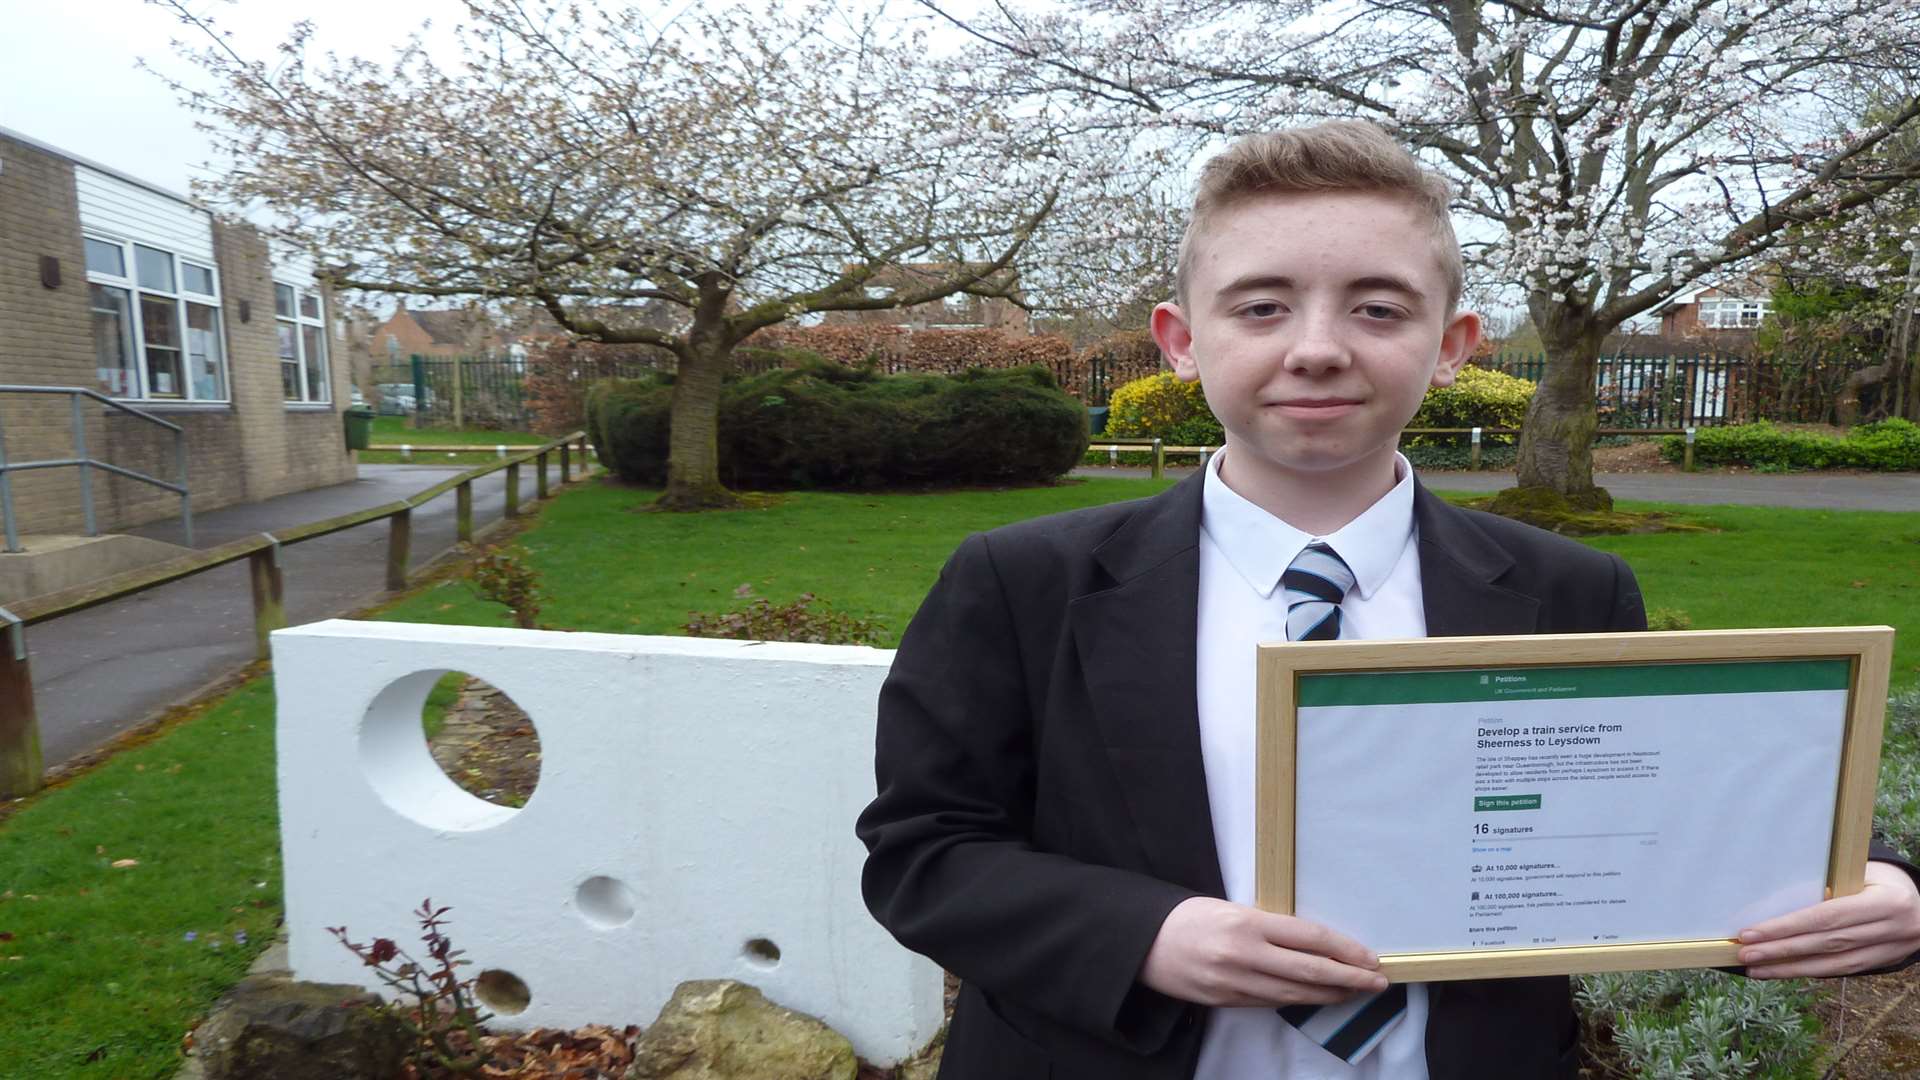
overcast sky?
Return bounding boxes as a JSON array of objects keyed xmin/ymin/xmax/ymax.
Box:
[{"xmin": 0, "ymin": 0, "xmax": 471, "ymax": 199}]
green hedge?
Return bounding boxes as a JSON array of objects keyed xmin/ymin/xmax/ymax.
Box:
[
  {"xmin": 1407, "ymin": 366, "xmax": 1536, "ymax": 447},
  {"xmin": 1100, "ymin": 364, "xmax": 1534, "ymax": 448},
  {"xmin": 587, "ymin": 361, "xmax": 1089, "ymax": 489},
  {"xmin": 1659, "ymin": 419, "xmax": 1920, "ymax": 471}
]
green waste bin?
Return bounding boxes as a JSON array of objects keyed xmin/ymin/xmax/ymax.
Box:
[
  {"xmin": 343, "ymin": 406, "xmax": 375, "ymax": 450},
  {"xmin": 1087, "ymin": 406, "xmax": 1109, "ymax": 435}
]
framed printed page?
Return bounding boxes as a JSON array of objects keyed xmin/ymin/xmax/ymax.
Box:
[{"xmin": 1254, "ymin": 627, "xmax": 1894, "ymax": 982}]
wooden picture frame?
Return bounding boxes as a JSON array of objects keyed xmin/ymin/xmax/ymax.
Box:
[{"xmin": 1255, "ymin": 626, "xmax": 1894, "ymax": 982}]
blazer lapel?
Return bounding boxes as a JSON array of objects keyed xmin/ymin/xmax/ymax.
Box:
[
  {"xmin": 1413, "ymin": 482, "xmax": 1540, "ymax": 637},
  {"xmin": 1068, "ymin": 471, "xmax": 1227, "ymax": 898}
]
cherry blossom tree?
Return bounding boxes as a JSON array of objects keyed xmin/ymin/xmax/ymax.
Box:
[
  {"xmin": 159, "ymin": 0, "xmax": 1108, "ymax": 508},
  {"xmin": 926, "ymin": 0, "xmax": 1920, "ymax": 503}
]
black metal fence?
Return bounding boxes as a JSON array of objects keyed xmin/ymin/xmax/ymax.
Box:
[
  {"xmin": 1484, "ymin": 352, "xmax": 1864, "ymax": 428},
  {"xmin": 372, "ymin": 350, "xmax": 1871, "ymax": 432}
]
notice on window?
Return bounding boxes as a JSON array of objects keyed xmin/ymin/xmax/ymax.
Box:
[{"xmin": 1291, "ymin": 659, "xmax": 1850, "ymax": 955}]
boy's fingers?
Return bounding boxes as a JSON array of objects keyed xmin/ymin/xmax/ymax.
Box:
[
  {"xmin": 1226, "ymin": 972, "xmax": 1362, "ymax": 1008},
  {"xmin": 1249, "ymin": 947, "xmax": 1390, "ymax": 993},
  {"xmin": 1738, "ymin": 892, "xmax": 1877, "ymax": 943},
  {"xmin": 1738, "ymin": 916, "xmax": 1904, "ymax": 967},
  {"xmin": 1259, "ymin": 914, "xmax": 1380, "ymax": 968},
  {"xmin": 1746, "ymin": 940, "xmax": 1909, "ymax": 980}
]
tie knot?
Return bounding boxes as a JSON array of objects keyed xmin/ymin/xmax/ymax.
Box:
[
  {"xmin": 1283, "ymin": 542, "xmax": 1354, "ymax": 602},
  {"xmin": 1282, "ymin": 542, "xmax": 1354, "ymax": 642}
]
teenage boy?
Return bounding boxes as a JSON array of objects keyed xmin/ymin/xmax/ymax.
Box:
[{"xmin": 857, "ymin": 121, "xmax": 1920, "ymax": 1079}]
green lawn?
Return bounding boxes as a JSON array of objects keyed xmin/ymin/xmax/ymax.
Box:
[
  {"xmin": 360, "ymin": 417, "xmax": 562, "ymax": 465},
  {"xmin": 0, "ymin": 680, "xmax": 284, "ymax": 1079},
  {"xmin": 367, "ymin": 416, "xmax": 550, "ymax": 445},
  {"xmin": 2, "ymin": 475, "xmax": 1914, "ymax": 1078}
]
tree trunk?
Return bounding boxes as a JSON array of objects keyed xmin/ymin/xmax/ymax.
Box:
[
  {"xmin": 1513, "ymin": 331, "xmax": 1610, "ymax": 508},
  {"xmin": 658, "ymin": 336, "xmax": 738, "ymax": 511},
  {"xmin": 1834, "ymin": 362, "xmax": 1891, "ymax": 427}
]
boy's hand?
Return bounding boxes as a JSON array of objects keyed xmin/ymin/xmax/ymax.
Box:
[
  {"xmin": 1738, "ymin": 862, "xmax": 1920, "ymax": 978},
  {"xmin": 1139, "ymin": 896, "xmax": 1389, "ymax": 1007}
]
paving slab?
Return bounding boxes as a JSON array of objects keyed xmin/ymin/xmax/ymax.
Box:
[{"xmin": 26, "ymin": 460, "xmax": 569, "ymax": 769}]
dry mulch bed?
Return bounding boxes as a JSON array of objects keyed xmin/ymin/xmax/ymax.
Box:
[{"xmin": 1819, "ymin": 968, "xmax": 1920, "ymax": 1078}]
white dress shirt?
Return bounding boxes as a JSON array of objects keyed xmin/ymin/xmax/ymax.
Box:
[{"xmin": 1192, "ymin": 450, "xmax": 1431, "ymax": 1080}]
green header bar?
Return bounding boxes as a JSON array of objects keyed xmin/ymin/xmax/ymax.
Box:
[{"xmin": 1298, "ymin": 658, "xmax": 1850, "ymax": 708}]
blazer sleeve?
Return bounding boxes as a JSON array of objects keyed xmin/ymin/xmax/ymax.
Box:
[{"xmin": 857, "ymin": 532, "xmax": 1201, "ymax": 1052}]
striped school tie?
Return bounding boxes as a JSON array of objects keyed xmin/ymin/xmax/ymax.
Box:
[{"xmin": 1278, "ymin": 541, "xmax": 1408, "ymax": 1062}]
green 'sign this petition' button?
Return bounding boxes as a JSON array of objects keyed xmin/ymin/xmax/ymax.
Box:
[{"xmin": 1475, "ymin": 794, "xmax": 1543, "ymax": 811}]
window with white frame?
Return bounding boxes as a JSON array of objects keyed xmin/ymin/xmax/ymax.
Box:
[
  {"xmin": 84, "ymin": 235, "xmax": 228, "ymax": 402},
  {"xmin": 1697, "ymin": 297, "xmax": 1770, "ymax": 329},
  {"xmin": 275, "ymin": 282, "xmax": 330, "ymax": 403}
]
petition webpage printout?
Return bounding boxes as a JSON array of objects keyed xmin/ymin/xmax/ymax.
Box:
[{"xmin": 1291, "ymin": 659, "xmax": 1850, "ymax": 955}]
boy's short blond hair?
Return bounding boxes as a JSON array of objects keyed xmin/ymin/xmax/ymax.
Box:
[{"xmin": 1173, "ymin": 120, "xmax": 1464, "ymax": 311}]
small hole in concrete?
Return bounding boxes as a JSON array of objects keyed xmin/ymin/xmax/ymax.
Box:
[
  {"xmin": 576, "ymin": 875, "xmax": 638, "ymax": 929},
  {"xmin": 743, "ymin": 938, "xmax": 782, "ymax": 969},
  {"xmin": 475, "ymin": 968, "xmax": 531, "ymax": 1015}
]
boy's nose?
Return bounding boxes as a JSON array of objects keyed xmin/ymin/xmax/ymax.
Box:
[{"xmin": 1283, "ymin": 312, "xmax": 1351, "ymax": 375}]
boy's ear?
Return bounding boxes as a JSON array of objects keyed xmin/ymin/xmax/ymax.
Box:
[
  {"xmin": 1430, "ymin": 309, "xmax": 1484, "ymax": 388},
  {"xmin": 1151, "ymin": 301, "xmax": 1201, "ymax": 383}
]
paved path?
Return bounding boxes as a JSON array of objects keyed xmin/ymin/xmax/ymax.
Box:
[
  {"xmin": 1074, "ymin": 466, "xmax": 1920, "ymax": 511},
  {"xmin": 29, "ymin": 460, "xmax": 565, "ymax": 769},
  {"xmin": 26, "ymin": 461, "xmax": 1915, "ymax": 769}
]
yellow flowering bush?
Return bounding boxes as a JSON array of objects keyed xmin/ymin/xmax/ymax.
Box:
[
  {"xmin": 1106, "ymin": 372, "xmax": 1211, "ymax": 438},
  {"xmin": 1409, "ymin": 366, "xmax": 1536, "ymax": 445}
]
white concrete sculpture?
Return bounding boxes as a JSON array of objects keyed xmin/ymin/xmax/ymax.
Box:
[{"xmin": 271, "ymin": 619, "xmax": 943, "ymax": 1065}]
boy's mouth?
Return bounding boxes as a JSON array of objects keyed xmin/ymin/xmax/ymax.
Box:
[{"xmin": 1271, "ymin": 396, "xmax": 1363, "ymax": 413}]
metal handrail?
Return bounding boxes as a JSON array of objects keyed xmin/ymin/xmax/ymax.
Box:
[{"xmin": 0, "ymin": 386, "xmax": 191, "ymax": 552}]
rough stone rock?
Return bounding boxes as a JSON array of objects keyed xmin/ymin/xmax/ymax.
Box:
[
  {"xmin": 895, "ymin": 1025, "xmax": 946, "ymax": 1080},
  {"xmin": 194, "ymin": 974, "xmax": 410, "ymax": 1080},
  {"xmin": 626, "ymin": 980, "xmax": 856, "ymax": 1080}
]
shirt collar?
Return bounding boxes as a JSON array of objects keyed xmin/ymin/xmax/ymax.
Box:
[{"xmin": 1199, "ymin": 449, "xmax": 1416, "ymax": 601}]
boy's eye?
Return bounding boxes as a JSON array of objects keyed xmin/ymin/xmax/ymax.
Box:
[
  {"xmin": 1240, "ymin": 301, "xmax": 1285, "ymax": 318},
  {"xmin": 1358, "ymin": 303, "xmax": 1405, "ymax": 320}
]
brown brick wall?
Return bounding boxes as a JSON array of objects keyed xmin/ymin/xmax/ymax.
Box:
[
  {"xmin": 0, "ymin": 135, "xmax": 104, "ymax": 539},
  {"xmin": 0, "ymin": 134, "xmax": 354, "ymax": 541},
  {"xmin": 217, "ymin": 219, "xmax": 356, "ymax": 502}
]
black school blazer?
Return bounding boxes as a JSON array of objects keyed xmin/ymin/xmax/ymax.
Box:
[{"xmin": 858, "ymin": 471, "xmax": 1909, "ymax": 1080}]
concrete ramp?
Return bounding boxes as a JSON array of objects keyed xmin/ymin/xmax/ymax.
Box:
[{"xmin": 0, "ymin": 533, "xmax": 191, "ymax": 606}]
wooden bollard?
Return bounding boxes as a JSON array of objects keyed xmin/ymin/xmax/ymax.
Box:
[
  {"xmin": 1470, "ymin": 427, "xmax": 1483, "ymax": 471},
  {"xmin": 248, "ymin": 540, "xmax": 286, "ymax": 661},
  {"xmin": 456, "ymin": 480, "xmax": 473, "ymax": 543},
  {"xmin": 537, "ymin": 452, "xmax": 550, "ymax": 500},
  {"xmin": 1151, "ymin": 438, "xmax": 1165, "ymax": 480},
  {"xmin": 1684, "ymin": 427, "xmax": 1697, "ymax": 472},
  {"xmin": 561, "ymin": 443, "xmax": 572, "ymax": 484},
  {"xmin": 0, "ymin": 611, "xmax": 43, "ymax": 799},
  {"xmin": 506, "ymin": 463, "xmax": 521, "ymax": 518},
  {"xmin": 387, "ymin": 507, "xmax": 412, "ymax": 591}
]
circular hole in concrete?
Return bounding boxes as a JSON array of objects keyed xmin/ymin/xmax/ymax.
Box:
[
  {"xmin": 475, "ymin": 968, "xmax": 531, "ymax": 1015},
  {"xmin": 743, "ymin": 938, "xmax": 782, "ymax": 970},
  {"xmin": 575, "ymin": 875, "xmax": 638, "ymax": 929},
  {"xmin": 420, "ymin": 672, "xmax": 542, "ymax": 809},
  {"xmin": 360, "ymin": 669, "xmax": 539, "ymax": 832}
]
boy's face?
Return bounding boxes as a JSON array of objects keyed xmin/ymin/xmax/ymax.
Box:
[{"xmin": 1151, "ymin": 191, "xmax": 1481, "ymax": 489}]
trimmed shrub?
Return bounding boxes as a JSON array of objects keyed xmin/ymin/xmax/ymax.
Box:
[
  {"xmin": 1575, "ymin": 969, "xmax": 1822, "ymax": 1078},
  {"xmin": 1875, "ymin": 686, "xmax": 1920, "ymax": 860},
  {"xmin": 1407, "ymin": 366, "xmax": 1536, "ymax": 446},
  {"xmin": 1398, "ymin": 442, "xmax": 1518, "ymax": 471},
  {"xmin": 588, "ymin": 361, "xmax": 1088, "ymax": 490},
  {"xmin": 1659, "ymin": 418, "xmax": 1920, "ymax": 471},
  {"xmin": 1106, "ymin": 372, "xmax": 1210, "ymax": 439}
]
